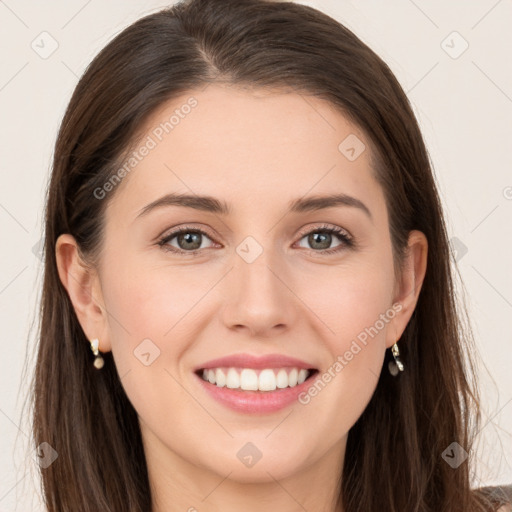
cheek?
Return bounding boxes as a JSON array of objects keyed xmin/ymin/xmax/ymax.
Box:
[
  {"xmin": 294, "ymin": 259, "xmax": 395, "ymax": 345},
  {"xmin": 293, "ymin": 260, "xmax": 394, "ymax": 404},
  {"xmin": 102, "ymin": 259, "xmax": 210, "ymax": 341},
  {"xmin": 293, "ymin": 262, "xmax": 394, "ymax": 430},
  {"xmin": 99, "ymin": 263, "xmax": 203, "ymax": 421}
]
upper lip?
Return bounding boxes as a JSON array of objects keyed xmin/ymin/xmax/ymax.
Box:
[{"xmin": 195, "ymin": 353, "xmax": 317, "ymax": 372}]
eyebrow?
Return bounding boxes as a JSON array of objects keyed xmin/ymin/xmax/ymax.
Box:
[{"xmin": 135, "ymin": 192, "xmax": 373, "ymax": 221}]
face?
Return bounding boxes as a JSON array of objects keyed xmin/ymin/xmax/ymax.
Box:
[{"xmin": 59, "ymin": 83, "xmax": 426, "ymax": 490}]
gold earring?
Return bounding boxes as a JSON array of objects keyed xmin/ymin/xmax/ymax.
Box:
[
  {"xmin": 90, "ymin": 338, "xmax": 105, "ymax": 369},
  {"xmin": 388, "ymin": 342, "xmax": 404, "ymax": 376}
]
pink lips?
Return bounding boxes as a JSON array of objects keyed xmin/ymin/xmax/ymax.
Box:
[
  {"xmin": 195, "ymin": 353, "xmax": 316, "ymax": 372},
  {"xmin": 193, "ymin": 352, "xmax": 319, "ymax": 414}
]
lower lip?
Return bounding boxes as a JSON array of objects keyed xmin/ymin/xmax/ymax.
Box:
[{"xmin": 194, "ymin": 370, "xmax": 319, "ymax": 414}]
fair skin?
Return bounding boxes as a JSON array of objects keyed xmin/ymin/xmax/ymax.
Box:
[{"xmin": 56, "ymin": 84, "xmax": 428, "ymax": 512}]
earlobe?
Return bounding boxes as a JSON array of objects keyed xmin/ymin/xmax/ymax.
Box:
[
  {"xmin": 387, "ymin": 230, "xmax": 428, "ymax": 348},
  {"xmin": 55, "ymin": 234, "xmax": 111, "ymax": 352}
]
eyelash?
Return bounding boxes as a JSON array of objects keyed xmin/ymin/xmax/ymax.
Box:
[{"xmin": 157, "ymin": 223, "xmax": 354, "ymax": 256}]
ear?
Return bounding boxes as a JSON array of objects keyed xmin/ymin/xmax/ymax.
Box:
[
  {"xmin": 386, "ymin": 230, "xmax": 428, "ymax": 348},
  {"xmin": 55, "ymin": 233, "xmax": 111, "ymax": 353}
]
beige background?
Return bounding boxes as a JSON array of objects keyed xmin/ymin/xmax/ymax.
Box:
[{"xmin": 0, "ymin": 0, "xmax": 511, "ymax": 510}]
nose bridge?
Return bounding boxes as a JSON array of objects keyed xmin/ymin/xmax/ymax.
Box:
[
  {"xmin": 223, "ymin": 232, "xmax": 293, "ymax": 333},
  {"xmin": 234, "ymin": 233, "xmax": 283, "ymax": 298}
]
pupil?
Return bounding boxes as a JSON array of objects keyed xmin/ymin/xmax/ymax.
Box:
[
  {"xmin": 310, "ymin": 232, "xmax": 331, "ymax": 250},
  {"xmin": 179, "ymin": 232, "xmax": 201, "ymax": 250}
]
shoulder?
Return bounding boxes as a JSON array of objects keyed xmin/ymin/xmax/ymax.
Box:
[{"xmin": 475, "ymin": 484, "xmax": 512, "ymax": 511}]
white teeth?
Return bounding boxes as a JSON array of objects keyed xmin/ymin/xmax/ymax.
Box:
[
  {"xmin": 276, "ymin": 369, "xmax": 289, "ymax": 388},
  {"xmin": 288, "ymin": 368, "xmax": 298, "ymax": 387},
  {"xmin": 215, "ymin": 368, "xmax": 226, "ymax": 387},
  {"xmin": 200, "ymin": 367, "xmax": 312, "ymax": 391},
  {"xmin": 226, "ymin": 368, "xmax": 240, "ymax": 389},
  {"xmin": 240, "ymin": 369, "xmax": 259, "ymax": 390},
  {"xmin": 258, "ymin": 369, "xmax": 276, "ymax": 391},
  {"xmin": 297, "ymin": 369, "xmax": 308, "ymax": 385}
]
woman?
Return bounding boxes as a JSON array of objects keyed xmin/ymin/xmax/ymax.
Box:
[{"xmin": 30, "ymin": 0, "xmax": 511, "ymax": 510}]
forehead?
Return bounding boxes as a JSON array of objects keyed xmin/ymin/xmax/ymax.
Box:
[{"xmin": 106, "ymin": 83, "xmax": 384, "ymax": 221}]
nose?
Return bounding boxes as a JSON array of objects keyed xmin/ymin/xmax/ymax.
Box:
[{"xmin": 221, "ymin": 246, "xmax": 297, "ymax": 338}]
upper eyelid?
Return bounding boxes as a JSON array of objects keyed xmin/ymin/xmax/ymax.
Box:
[{"xmin": 297, "ymin": 224, "xmax": 351, "ymax": 238}]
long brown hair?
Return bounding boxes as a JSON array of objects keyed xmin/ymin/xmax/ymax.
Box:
[{"xmin": 24, "ymin": 0, "xmax": 508, "ymax": 510}]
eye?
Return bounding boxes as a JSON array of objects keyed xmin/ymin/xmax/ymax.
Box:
[
  {"xmin": 295, "ymin": 224, "xmax": 354, "ymax": 255},
  {"xmin": 157, "ymin": 226, "xmax": 217, "ymax": 254}
]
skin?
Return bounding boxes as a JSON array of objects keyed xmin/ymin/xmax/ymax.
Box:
[{"xmin": 56, "ymin": 83, "xmax": 428, "ymax": 512}]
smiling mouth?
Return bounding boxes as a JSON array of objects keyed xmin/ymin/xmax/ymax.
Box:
[{"xmin": 194, "ymin": 367, "xmax": 319, "ymax": 392}]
